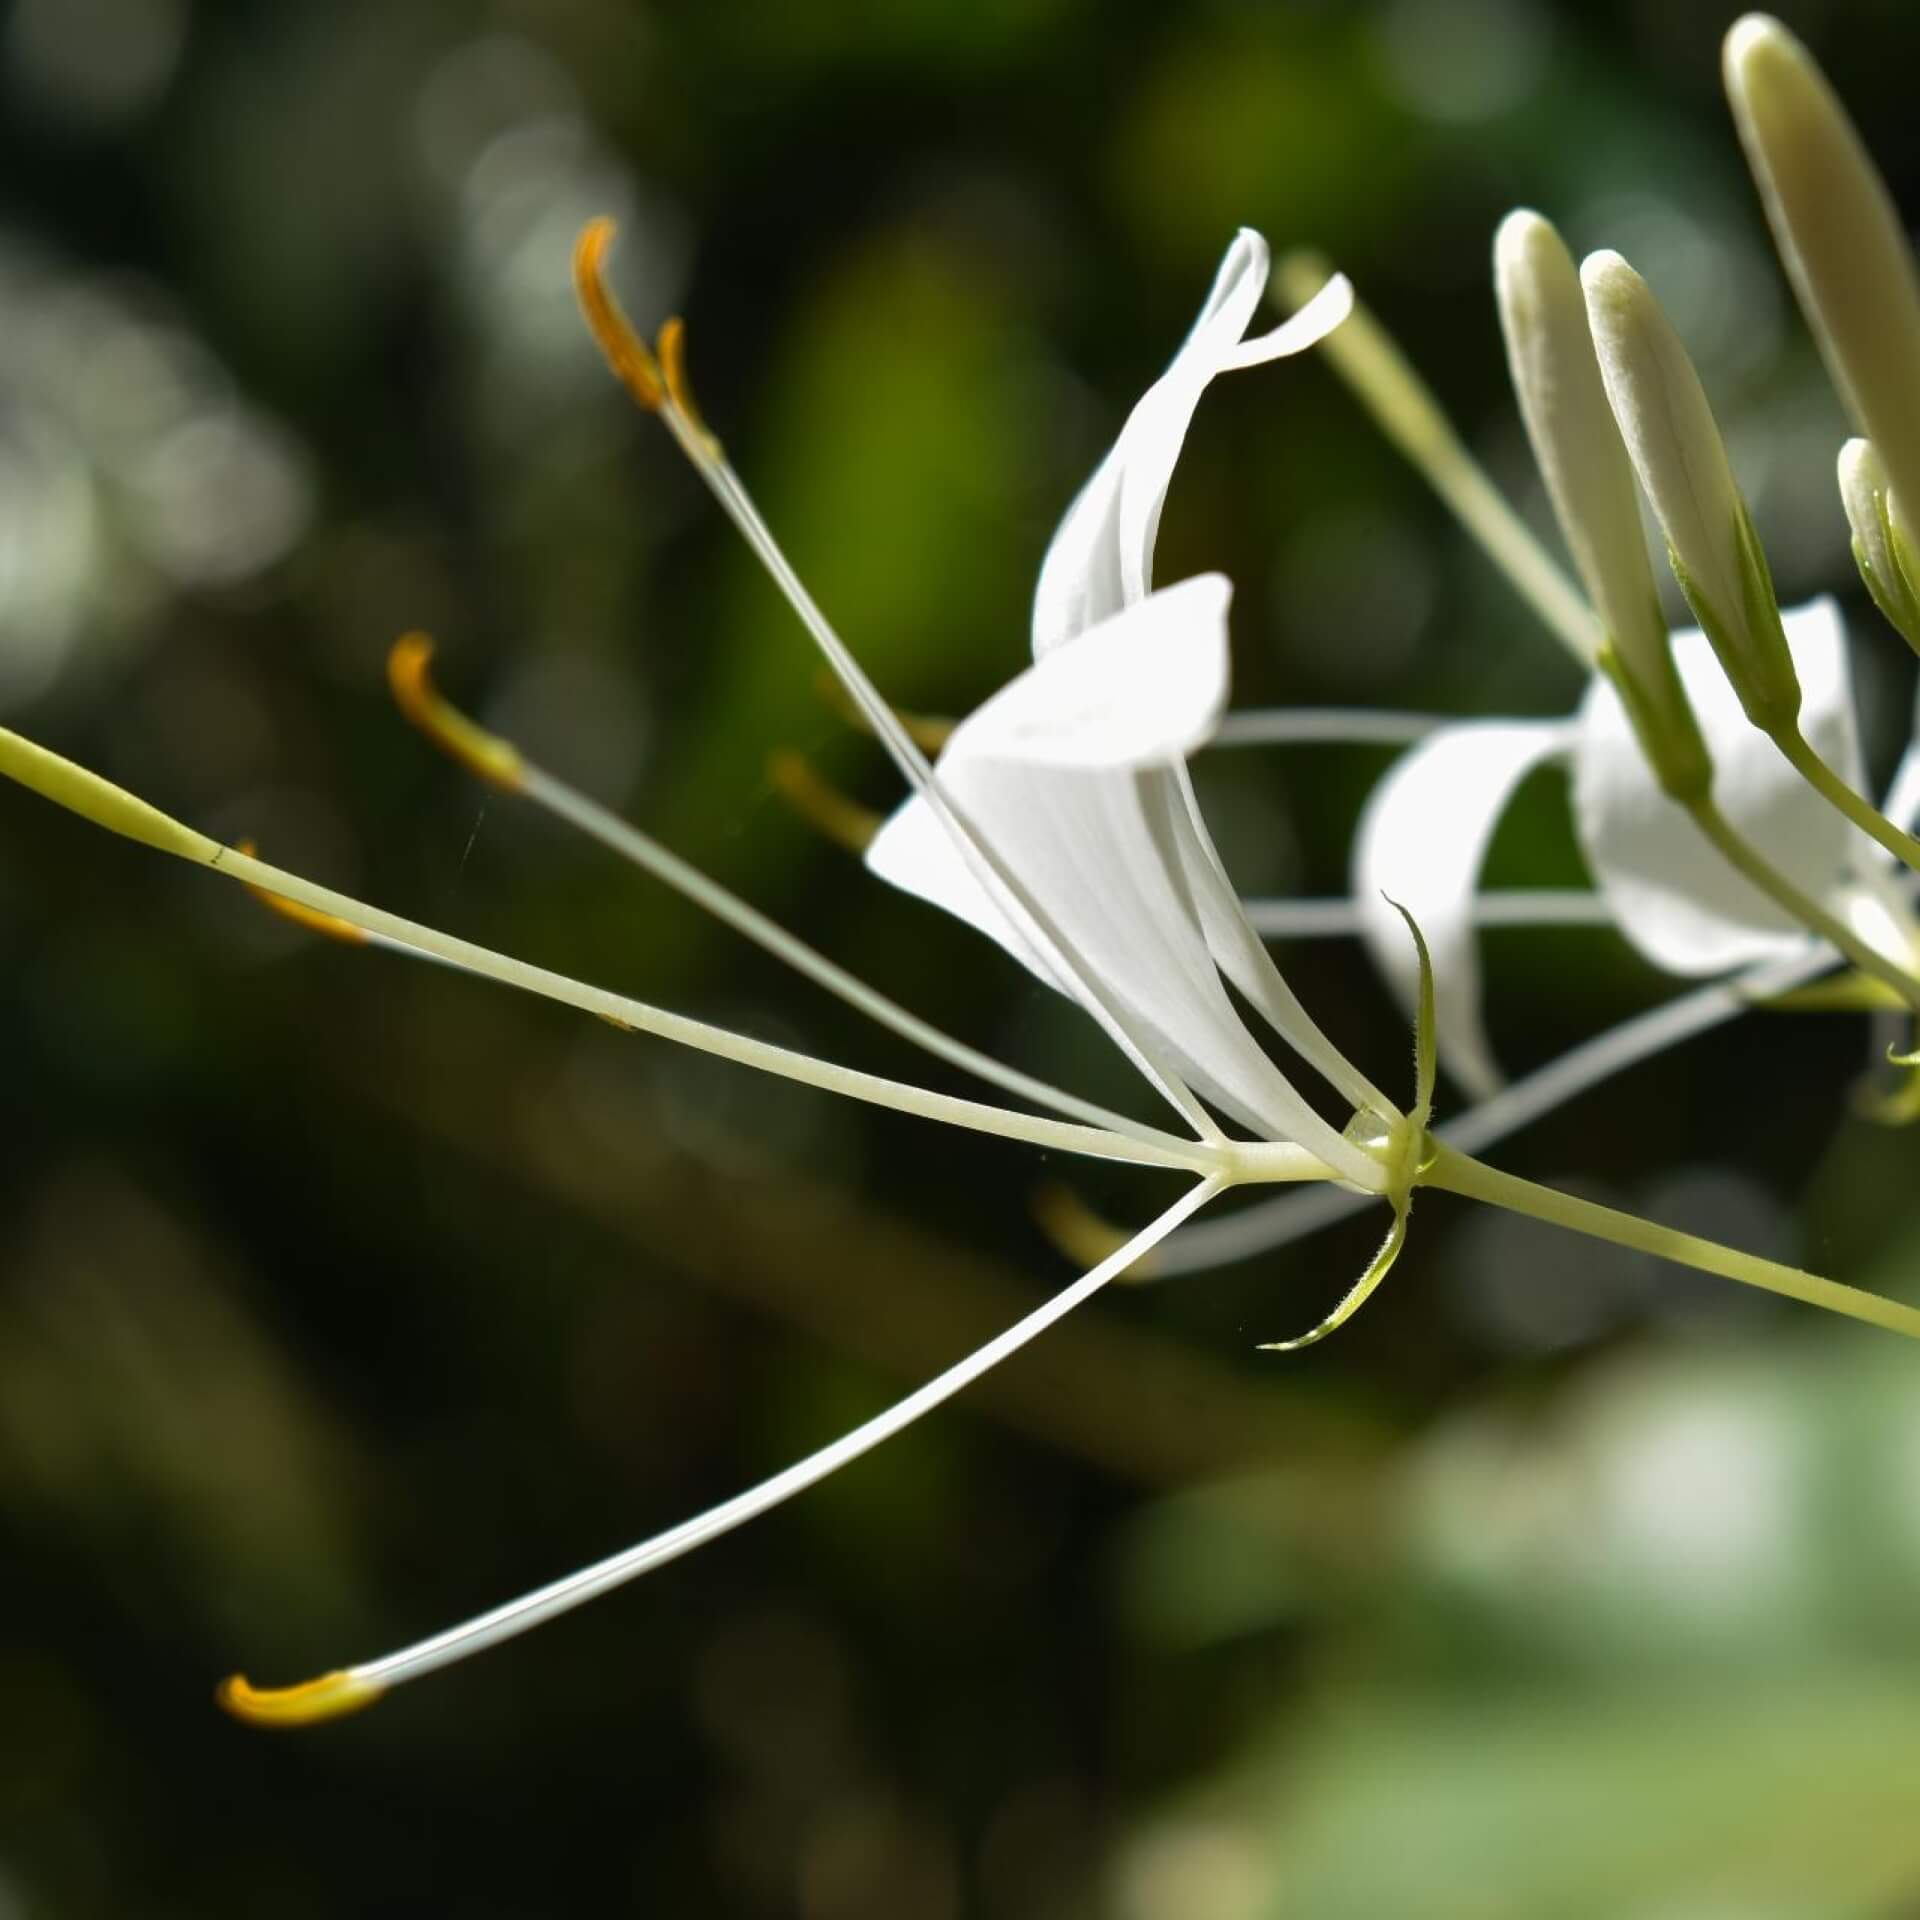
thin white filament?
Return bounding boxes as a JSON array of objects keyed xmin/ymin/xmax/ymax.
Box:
[
  {"xmin": 350, "ymin": 1173, "xmax": 1227, "ymax": 1690},
  {"xmin": 521, "ymin": 764, "xmax": 1194, "ymax": 1157},
  {"xmin": 213, "ymin": 842, "xmax": 1228, "ymax": 1176},
  {"xmin": 1209, "ymin": 708, "xmax": 1447, "ymax": 749},
  {"xmin": 1244, "ymin": 889, "xmax": 1617, "ymax": 939},
  {"xmin": 658, "ymin": 405, "xmax": 1225, "ymax": 1144}
]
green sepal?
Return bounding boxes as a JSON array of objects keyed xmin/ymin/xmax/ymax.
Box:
[
  {"xmin": 1258, "ymin": 1197, "xmax": 1410, "ymax": 1351},
  {"xmin": 1855, "ymin": 488, "xmax": 1920, "ymax": 653},
  {"xmin": 1732, "ymin": 497, "xmax": 1800, "ymax": 721},
  {"xmin": 1665, "ymin": 507, "xmax": 1800, "ymax": 737},
  {"xmin": 1597, "ymin": 641, "xmax": 1712, "ymax": 803},
  {"xmin": 1261, "ymin": 900, "xmax": 1435, "ymax": 1352}
]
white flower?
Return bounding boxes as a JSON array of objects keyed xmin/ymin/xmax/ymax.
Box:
[
  {"xmin": 1355, "ymin": 601, "xmax": 1918, "ymax": 1099},
  {"xmin": 866, "ymin": 230, "xmax": 1388, "ymax": 1187},
  {"xmin": 3, "ymin": 219, "xmax": 1913, "ymax": 1732}
]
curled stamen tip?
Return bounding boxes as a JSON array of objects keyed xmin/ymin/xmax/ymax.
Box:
[
  {"xmin": 388, "ymin": 634, "xmax": 525, "ymax": 793},
  {"xmin": 655, "ymin": 316, "xmax": 720, "ymax": 454},
  {"xmin": 573, "ymin": 217, "xmax": 663, "ymax": 411},
  {"xmin": 768, "ymin": 751, "xmax": 881, "ymax": 854},
  {"xmin": 1032, "ymin": 1184, "xmax": 1156, "ymax": 1280},
  {"xmin": 217, "ymin": 1669, "xmax": 384, "ymax": 1729}
]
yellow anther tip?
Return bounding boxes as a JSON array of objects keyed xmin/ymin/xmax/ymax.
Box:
[
  {"xmin": 387, "ymin": 633, "xmax": 524, "ymax": 793},
  {"xmin": 217, "ymin": 1669, "xmax": 384, "ymax": 1729},
  {"xmin": 573, "ymin": 216, "xmax": 663, "ymax": 411},
  {"xmin": 655, "ymin": 315, "xmax": 719, "ymax": 451}
]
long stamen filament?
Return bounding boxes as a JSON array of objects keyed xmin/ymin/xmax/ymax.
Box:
[
  {"xmin": 226, "ymin": 847, "xmax": 1233, "ymax": 1174},
  {"xmin": 390, "ymin": 634, "xmax": 1200, "ymax": 1155},
  {"xmin": 523, "ymin": 758, "xmax": 1205, "ymax": 1155},
  {"xmin": 1209, "ymin": 708, "xmax": 1444, "ymax": 749},
  {"xmin": 665, "ymin": 410, "xmax": 1225, "ymax": 1142},
  {"xmin": 0, "ymin": 728, "xmax": 1233, "ymax": 1178},
  {"xmin": 1243, "ymin": 889, "xmax": 1614, "ymax": 940},
  {"xmin": 574, "ymin": 220, "xmax": 1226, "ymax": 1144},
  {"xmin": 221, "ymin": 1173, "xmax": 1227, "ymax": 1718}
]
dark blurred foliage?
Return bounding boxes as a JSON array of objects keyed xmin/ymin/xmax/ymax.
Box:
[{"xmin": 3, "ymin": 0, "xmax": 1920, "ymax": 1913}]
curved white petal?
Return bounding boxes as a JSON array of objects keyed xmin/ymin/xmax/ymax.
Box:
[
  {"xmin": 956, "ymin": 573, "xmax": 1232, "ymax": 768},
  {"xmin": 1573, "ymin": 597, "xmax": 1866, "ymax": 975},
  {"xmin": 1031, "ymin": 229, "xmax": 1351, "ymax": 657},
  {"xmin": 867, "ymin": 581, "xmax": 1370, "ymax": 1175},
  {"xmin": 1353, "ymin": 718, "xmax": 1576, "ymax": 1101}
]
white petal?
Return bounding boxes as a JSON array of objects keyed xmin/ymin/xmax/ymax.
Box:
[
  {"xmin": 1353, "ymin": 718, "xmax": 1576, "ymax": 1101},
  {"xmin": 865, "ymin": 786, "xmax": 1073, "ymax": 992},
  {"xmin": 865, "ymin": 576, "xmax": 1235, "ymax": 995},
  {"xmin": 1573, "ymin": 597, "xmax": 1866, "ymax": 975},
  {"xmin": 954, "ymin": 574, "xmax": 1231, "ymax": 769},
  {"xmin": 1031, "ymin": 229, "xmax": 1350, "ymax": 657}
]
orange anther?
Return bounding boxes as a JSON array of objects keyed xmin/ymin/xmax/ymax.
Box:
[
  {"xmin": 573, "ymin": 218, "xmax": 663, "ymax": 411},
  {"xmin": 656, "ymin": 316, "xmax": 719, "ymax": 454},
  {"xmin": 217, "ymin": 1670, "xmax": 385, "ymax": 1729},
  {"xmin": 388, "ymin": 634, "xmax": 524, "ymax": 793}
]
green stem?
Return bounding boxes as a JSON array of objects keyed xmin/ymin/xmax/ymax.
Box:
[
  {"xmin": 1771, "ymin": 723, "xmax": 1920, "ymax": 875},
  {"xmin": 1422, "ymin": 1143, "xmax": 1920, "ymax": 1339},
  {"xmin": 1685, "ymin": 795, "xmax": 1920, "ymax": 1014}
]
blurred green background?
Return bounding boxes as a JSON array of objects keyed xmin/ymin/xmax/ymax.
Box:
[{"xmin": 4, "ymin": 0, "xmax": 1920, "ymax": 1913}]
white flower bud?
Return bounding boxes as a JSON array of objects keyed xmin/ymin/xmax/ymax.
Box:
[
  {"xmin": 1581, "ymin": 248, "xmax": 1798, "ymax": 733},
  {"xmin": 1495, "ymin": 211, "xmax": 1706, "ymax": 794},
  {"xmin": 1726, "ymin": 16, "xmax": 1920, "ymax": 533},
  {"xmin": 1839, "ymin": 437, "xmax": 1920, "ymax": 653}
]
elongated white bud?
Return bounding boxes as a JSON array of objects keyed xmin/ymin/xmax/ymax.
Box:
[
  {"xmin": 1495, "ymin": 211, "xmax": 1707, "ymax": 797},
  {"xmin": 1581, "ymin": 249, "xmax": 1799, "ymax": 733},
  {"xmin": 1726, "ymin": 16, "xmax": 1920, "ymax": 535},
  {"xmin": 1839, "ymin": 437, "xmax": 1920, "ymax": 653}
]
